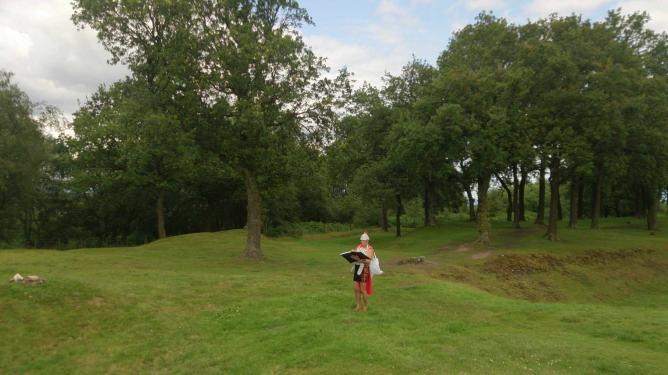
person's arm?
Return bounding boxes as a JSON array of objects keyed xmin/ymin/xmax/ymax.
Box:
[
  {"xmin": 363, "ymin": 247, "xmax": 375, "ymax": 264},
  {"xmin": 351, "ymin": 245, "xmax": 361, "ymax": 261}
]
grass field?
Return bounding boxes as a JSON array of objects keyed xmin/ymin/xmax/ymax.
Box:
[{"xmin": 2, "ymin": 217, "xmax": 667, "ymax": 374}]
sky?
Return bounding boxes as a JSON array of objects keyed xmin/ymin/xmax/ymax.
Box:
[{"xmin": 1, "ymin": 0, "xmax": 667, "ymax": 119}]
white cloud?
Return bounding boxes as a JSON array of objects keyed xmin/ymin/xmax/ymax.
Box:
[
  {"xmin": 376, "ymin": 0, "xmax": 420, "ymax": 27},
  {"xmin": 364, "ymin": 23, "xmax": 406, "ymax": 45},
  {"xmin": 525, "ymin": 0, "xmax": 613, "ymax": 18},
  {"xmin": 409, "ymin": 0, "xmax": 434, "ymax": 5},
  {"xmin": 304, "ymin": 35, "xmax": 407, "ymax": 87},
  {"xmin": 377, "ymin": 0, "xmax": 409, "ymax": 18},
  {"xmin": 616, "ymin": 0, "xmax": 668, "ymax": 32},
  {"xmin": 367, "ymin": 0, "xmax": 432, "ymax": 48},
  {"xmin": 0, "ymin": 0, "xmax": 128, "ymax": 117},
  {"xmin": 321, "ymin": 0, "xmax": 432, "ymax": 86},
  {"xmin": 521, "ymin": 0, "xmax": 667, "ymax": 32},
  {"xmin": 465, "ymin": 0, "xmax": 507, "ymax": 10},
  {"xmin": 0, "ymin": 25, "xmax": 33, "ymax": 58}
]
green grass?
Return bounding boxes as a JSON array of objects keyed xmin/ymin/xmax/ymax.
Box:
[{"xmin": 1, "ymin": 217, "xmax": 667, "ymax": 374}]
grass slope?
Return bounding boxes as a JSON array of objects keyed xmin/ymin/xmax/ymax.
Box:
[{"xmin": 1, "ymin": 217, "xmax": 667, "ymax": 374}]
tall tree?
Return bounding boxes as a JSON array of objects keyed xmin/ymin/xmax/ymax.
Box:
[
  {"xmin": 343, "ymin": 85, "xmax": 396, "ymax": 232},
  {"xmin": 195, "ymin": 0, "xmax": 344, "ymax": 258},
  {"xmin": 433, "ymin": 13, "xmax": 524, "ymax": 244},
  {"xmin": 522, "ymin": 15, "xmax": 595, "ymax": 240},
  {"xmin": 585, "ymin": 17, "xmax": 641, "ymax": 229},
  {"xmin": 535, "ymin": 160, "xmax": 546, "ymax": 225},
  {"xmin": 69, "ymin": 80, "xmax": 198, "ymax": 240},
  {"xmin": 458, "ymin": 161, "xmax": 477, "ymax": 221},
  {"xmin": 0, "ymin": 71, "xmax": 50, "ymax": 245},
  {"xmin": 607, "ymin": 10, "xmax": 668, "ymax": 232},
  {"xmin": 72, "ymin": 0, "xmax": 203, "ymax": 238},
  {"xmin": 384, "ymin": 58, "xmax": 440, "ymax": 227},
  {"xmin": 494, "ymin": 172, "xmax": 513, "ymax": 222}
]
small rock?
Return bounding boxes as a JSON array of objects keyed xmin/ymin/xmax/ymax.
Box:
[
  {"xmin": 25, "ymin": 275, "xmax": 46, "ymax": 284},
  {"xmin": 9, "ymin": 274, "xmax": 46, "ymax": 285}
]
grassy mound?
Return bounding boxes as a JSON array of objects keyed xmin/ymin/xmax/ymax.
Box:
[{"xmin": 1, "ymin": 217, "xmax": 667, "ymax": 374}]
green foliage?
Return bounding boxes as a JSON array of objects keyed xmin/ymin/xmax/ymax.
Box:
[
  {"xmin": 264, "ymin": 221, "xmax": 355, "ymax": 238},
  {"xmin": 387, "ymin": 197, "xmax": 423, "ymax": 228},
  {"xmin": 0, "ymin": 71, "xmax": 50, "ymax": 246},
  {"xmin": 4, "ymin": 5, "xmax": 668, "ymax": 248}
]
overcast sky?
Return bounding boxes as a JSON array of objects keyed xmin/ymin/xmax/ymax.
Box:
[{"xmin": 1, "ymin": 0, "xmax": 667, "ymax": 119}]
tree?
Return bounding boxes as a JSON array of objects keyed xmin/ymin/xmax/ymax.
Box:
[
  {"xmin": 494, "ymin": 171, "xmax": 513, "ymax": 222},
  {"xmin": 534, "ymin": 160, "xmax": 546, "ymax": 224},
  {"xmin": 69, "ymin": 80, "xmax": 197, "ymax": 240},
  {"xmin": 194, "ymin": 0, "xmax": 344, "ymax": 258},
  {"xmin": 457, "ymin": 161, "xmax": 477, "ymax": 221},
  {"xmin": 0, "ymin": 71, "xmax": 49, "ymax": 245},
  {"xmin": 521, "ymin": 15, "xmax": 596, "ymax": 240},
  {"xmin": 607, "ymin": 10, "xmax": 668, "ymax": 232},
  {"xmin": 584, "ymin": 14, "xmax": 644, "ymax": 229},
  {"xmin": 348, "ymin": 86, "xmax": 396, "ymax": 232},
  {"xmin": 432, "ymin": 13, "xmax": 524, "ymax": 244},
  {"xmin": 72, "ymin": 0, "xmax": 203, "ymax": 238},
  {"xmin": 384, "ymin": 58, "xmax": 444, "ymax": 227}
]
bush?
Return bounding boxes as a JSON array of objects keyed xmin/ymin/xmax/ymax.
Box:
[{"xmin": 265, "ymin": 221, "xmax": 356, "ymax": 238}]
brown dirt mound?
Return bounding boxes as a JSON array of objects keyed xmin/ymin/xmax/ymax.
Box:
[
  {"xmin": 565, "ymin": 249, "xmax": 654, "ymax": 266},
  {"xmin": 482, "ymin": 249, "xmax": 655, "ymax": 280},
  {"xmin": 397, "ymin": 256, "xmax": 427, "ymax": 265},
  {"xmin": 483, "ymin": 254, "xmax": 565, "ymax": 279},
  {"xmin": 435, "ymin": 248, "xmax": 664, "ymax": 303}
]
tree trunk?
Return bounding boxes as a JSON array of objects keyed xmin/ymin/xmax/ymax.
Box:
[
  {"xmin": 577, "ymin": 181, "xmax": 585, "ymax": 219},
  {"xmin": 423, "ymin": 181, "xmax": 436, "ymax": 226},
  {"xmin": 591, "ymin": 162, "xmax": 603, "ymax": 229},
  {"xmin": 395, "ymin": 193, "xmax": 403, "ymax": 237},
  {"xmin": 557, "ymin": 189, "xmax": 563, "ymax": 221},
  {"xmin": 634, "ymin": 188, "xmax": 646, "ymax": 218},
  {"xmin": 379, "ymin": 203, "xmax": 389, "ymax": 232},
  {"xmin": 568, "ymin": 175, "xmax": 578, "ymax": 228},
  {"xmin": 519, "ymin": 168, "xmax": 527, "ymax": 221},
  {"xmin": 512, "ymin": 164, "xmax": 520, "ymax": 228},
  {"xmin": 465, "ymin": 185, "xmax": 476, "ymax": 221},
  {"xmin": 496, "ymin": 173, "xmax": 512, "ymax": 222},
  {"xmin": 476, "ymin": 173, "xmax": 491, "ymax": 245},
  {"xmin": 242, "ymin": 168, "xmax": 263, "ymax": 259},
  {"xmin": 22, "ymin": 206, "xmax": 34, "ymax": 247},
  {"xmin": 647, "ymin": 187, "xmax": 658, "ymax": 232},
  {"xmin": 545, "ymin": 157, "xmax": 560, "ymax": 241},
  {"xmin": 156, "ymin": 190, "xmax": 167, "ymax": 239},
  {"xmin": 536, "ymin": 161, "xmax": 546, "ymax": 225}
]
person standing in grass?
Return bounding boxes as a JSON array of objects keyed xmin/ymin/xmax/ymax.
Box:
[{"xmin": 351, "ymin": 232, "xmax": 375, "ymax": 312}]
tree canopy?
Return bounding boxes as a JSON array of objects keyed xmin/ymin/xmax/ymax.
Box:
[{"xmin": 2, "ymin": 5, "xmax": 667, "ymax": 251}]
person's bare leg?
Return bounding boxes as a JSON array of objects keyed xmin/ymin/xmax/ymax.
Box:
[
  {"xmin": 360, "ymin": 283, "xmax": 368, "ymax": 311},
  {"xmin": 354, "ymin": 282, "xmax": 361, "ymax": 311}
]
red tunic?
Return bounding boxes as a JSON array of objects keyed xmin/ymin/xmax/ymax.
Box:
[{"xmin": 354, "ymin": 243, "xmax": 374, "ymax": 295}]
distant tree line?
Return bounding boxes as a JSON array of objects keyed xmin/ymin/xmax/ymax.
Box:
[
  {"xmin": 1, "ymin": 2, "xmax": 666, "ymax": 255},
  {"xmin": 335, "ymin": 10, "xmax": 668, "ymax": 244}
]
